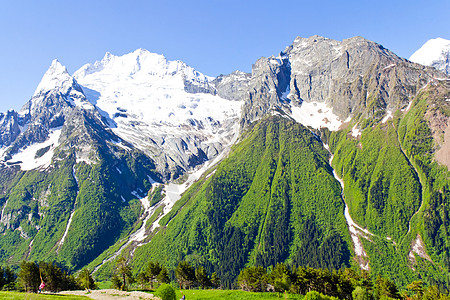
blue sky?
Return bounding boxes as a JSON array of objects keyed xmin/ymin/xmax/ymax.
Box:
[{"xmin": 0, "ymin": 0, "xmax": 449, "ymax": 112}]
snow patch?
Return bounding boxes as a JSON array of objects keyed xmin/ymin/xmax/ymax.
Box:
[
  {"xmin": 7, "ymin": 128, "xmax": 62, "ymax": 170},
  {"xmin": 291, "ymin": 101, "xmax": 343, "ymax": 131},
  {"xmin": 402, "ymin": 101, "xmax": 414, "ymax": 112},
  {"xmin": 58, "ymin": 211, "xmax": 76, "ymax": 248},
  {"xmin": 1, "ymin": 198, "xmax": 10, "ymax": 225},
  {"xmin": 57, "ymin": 165, "xmax": 79, "ymax": 251},
  {"xmin": 382, "ymin": 110, "xmax": 393, "ymax": 123},
  {"xmin": 351, "ymin": 124, "xmax": 361, "ymax": 138},
  {"xmin": 326, "ymin": 144, "xmax": 374, "ymax": 270}
]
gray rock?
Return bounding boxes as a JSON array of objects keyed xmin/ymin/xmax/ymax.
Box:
[
  {"xmin": 0, "ymin": 110, "xmax": 22, "ymax": 147},
  {"xmin": 213, "ymin": 71, "xmax": 251, "ymax": 101},
  {"xmin": 235, "ymin": 35, "xmax": 445, "ymax": 127}
]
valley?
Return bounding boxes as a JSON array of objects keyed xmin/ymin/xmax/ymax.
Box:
[{"xmin": 0, "ymin": 35, "xmax": 449, "ymax": 296}]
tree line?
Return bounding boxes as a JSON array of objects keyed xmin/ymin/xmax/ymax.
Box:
[
  {"xmin": 3, "ymin": 256, "xmax": 450, "ymax": 300},
  {"xmin": 0, "ymin": 260, "xmax": 95, "ymax": 293},
  {"xmin": 236, "ymin": 263, "xmax": 450, "ymax": 300},
  {"xmin": 109, "ymin": 256, "xmax": 450, "ymax": 299},
  {"xmin": 111, "ymin": 257, "xmax": 220, "ymax": 291}
]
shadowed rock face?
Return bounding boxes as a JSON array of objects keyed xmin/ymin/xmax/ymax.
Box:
[{"xmin": 0, "ymin": 111, "xmax": 22, "ymax": 147}]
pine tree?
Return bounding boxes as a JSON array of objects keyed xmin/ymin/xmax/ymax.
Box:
[
  {"xmin": 18, "ymin": 261, "xmax": 40, "ymax": 293},
  {"xmin": 0, "ymin": 267, "xmax": 5, "ymax": 290},
  {"xmin": 146, "ymin": 261, "xmax": 162, "ymax": 288},
  {"xmin": 195, "ymin": 266, "xmax": 210, "ymax": 289},
  {"xmin": 77, "ymin": 268, "xmax": 96, "ymax": 291},
  {"xmin": 157, "ymin": 267, "xmax": 170, "ymax": 285},
  {"xmin": 115, "ymin": 256, "xmax": 134, "ymax": 291},
  {"xmin": 211, "ymin": 272, "xmax": 221, "ymax": 289},
  {"xmin": 175, "ymin": 261, "xmax": 195, "ymax": 289}
]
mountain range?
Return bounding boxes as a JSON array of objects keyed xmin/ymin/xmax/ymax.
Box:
[{"xmin": 0, "ymin": 35, "xmax": 450, "ymax": 289}]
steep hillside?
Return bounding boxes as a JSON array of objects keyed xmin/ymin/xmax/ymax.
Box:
[
  {"xmin": 130, "ymin": 116, "xmax": 351, "ymax": 287},
  {"xmin": 0, "ymin": 61, "xmax": 160, "ymax": 269}
]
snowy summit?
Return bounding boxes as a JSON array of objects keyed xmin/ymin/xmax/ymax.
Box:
[
  {"xmin": 409, "ymin": 38, "xmax": 450, "ymax": 75},
  {"xmin": 33, "ymin": 59, "xmax": 76, "ymax": 96}
]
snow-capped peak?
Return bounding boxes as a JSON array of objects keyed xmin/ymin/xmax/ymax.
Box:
[
  {"xmin": 74, "ymin": 48, "xmax": 173, "ymax": 80},
  {"xmin": 410, "ymin": 38, "xmax": 450, "ymax": 74},
  {"xmin": 33, "ymin": 59, "xmax": 75, "ymax": 96},
  {"xmin": 74, "ymin": 48, "xmax": 214, "ymax": 85}
]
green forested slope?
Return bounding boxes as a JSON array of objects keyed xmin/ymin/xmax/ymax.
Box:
[
  {"xmin": 0, "ymin": 113, "xmax": 158, "ymax": 270},
  {"xmin": 328, "ymin": 81, "xmax": 450, "ymax": 288},
  {"xmin": 132, "ymin": 116, "xmax": 352, "ymax": 287}
]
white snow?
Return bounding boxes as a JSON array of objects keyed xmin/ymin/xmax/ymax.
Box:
[
  {"xmin": 351, "ymin": 124, "xmax": 361, "ymax": 138},
  {"xmin": 382, "ymin": 110, "xmax": 393, "ymax": 123},
  {"xmin": 410, "ymin": 38, "xmax": 450, "ymax": 68},
  {"xmin": 58, "ymin": 210, "xmax": 76, "ymax": 247},
  {"xmin": 0, "ymin": 198, "xmax": 9, "ymax": 225},
  {"xmin": 73, "ymin": 49, "xmax": 242, "ymax": 157},
  {"xmin": 93, "ymin": 184, "xmax": 165, "ymax": 273},
  {"xmin": 0, "ymin": 147, "xmax": 7, "ymax": 159},
  {"xmin": 7, "ymin": 128, "xmax": 62, "ymax": 170},
  {"xmin": 401, "ymin": 100, "xmax": 414, "ymax": 112},
  {"xmin": 33, "ymin": 60, "xmax": 76, "ymax": 97},
  {"xmin": 291, "ymin": 101, "xmax": 343, "ymax": 131},
  {"xmin": 326, "ymin": 145, "xmax": 374, "ymax": 270},
  {"xmin": 57, "ymin": 165, "xmax": 80, "ymax": 251}
]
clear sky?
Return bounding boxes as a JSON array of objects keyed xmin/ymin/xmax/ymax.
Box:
[{"xmin": 0, "ymin": 0, "xmax": 449, "ymax": 112}]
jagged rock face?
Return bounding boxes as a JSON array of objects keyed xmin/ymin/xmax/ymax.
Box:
[
  {"xmin": 286, "ymin": 36, "xmax": 441, "ymax": 119},
  {"xmin": 0, "ymin": 111, "xmax": 22, "ymax": 146},
  {"xmin": 240, "ymin": 56, "xmax": 291, "ymax": 126},
  {"xmin": 238, "ymin": 36, "xmax": 445, "ymax": 126},
  {"xmin": 213, "ymin": 71, "xmax": 251, "ymax": 101},
  {"xmin": 0, "ymin": 62, "xmax": 96, "ymax": 163}
]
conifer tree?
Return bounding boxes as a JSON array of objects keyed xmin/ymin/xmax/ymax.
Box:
[
  {"xmin": 157, "ymin": 266, "xmax": 170, "ymax": 285},
  {"xmin": 175, "ymin": 261, "xmax": 195, "ymax": 289},
  {"xmin": 115, "ymin": 256, "xmax": 134, "ymax": 291},
  {"xmin": 18, "ymin": 261, "xmax": 40, "ymax": 293},
  {"xmin": 195, "ymin": 266, "xmax": 210, "ymax": 289},
  {"xmin": 77, "ymin": 268, "xmax": 96, "ymax": 291}
]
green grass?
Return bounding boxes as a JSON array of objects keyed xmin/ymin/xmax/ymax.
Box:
[
  {"xmin": 173, "ymin": 289, "xmax": 304, "ymax": 300},
  {"xmin": 0, "ymin": 291, "xmax": 90, "ymax": 299},
  {"xmin": 95, "ymin": 281, "xmax": 112, "ymax": 289}
]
